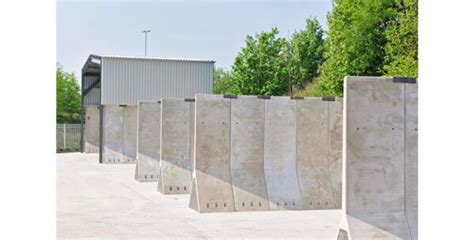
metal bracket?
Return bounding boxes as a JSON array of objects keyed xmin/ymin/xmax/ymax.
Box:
[
  {"xmin": 223, "ymin": 95, "xmax": 237, "ymax": 99},
  {"xmin": 393, "ymin": 77, "xmax": 416, "ymax": 84},
  {"xmin": 322, "ymin": 97, "xmax": 336, "ymax": 101},
  {"xmin": 185, "ymin": 98, "xmax": 195, "ymax": 102},
  {"xmin": 119, "ymin": 105, "xmax": 127, "ymax": 107},
  {"xmin": 290, "ymin": 96, "xmax": 304, "ymax": 100}
]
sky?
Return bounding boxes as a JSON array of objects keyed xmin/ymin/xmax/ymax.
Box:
[{"xmin": 57, "ymin": 0, "xmax": 332, "ymax": 81}]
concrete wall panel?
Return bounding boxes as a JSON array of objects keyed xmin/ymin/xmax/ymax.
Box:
[
  {"xmin": 339, "ymin": 76, "xmax": 417, "ymax": 240},
  {"xmin": 296, "ymin": 98, "xmax": 336, "ymax": 209},
  {"xmin": 329, "ymin": 99, "xmax": 343, "ymax": 209},
  {"xmin": 135, "ymin": 102, "xmax": 161, "ymax": 182},
  {"xmin": 192, "ymin": 94, "xmax": 235, "ymax": 212},
  {"xmin": 405, "ymin": 83, "xmax": 418, "ymax": 238},
  {"xmin": 84, "ymin": 106, "xmax": 100, "ymax": 153},
  {"xmin": 230, "ymin": 96, "xmax": 269, "ymax": 211},
  {"xmin": 122, "ymin": 106, "xmax": 137, "ymax": 163},
  {"xmin": 103, "ymin": 106, "xmax": 123, "ymax": 163},
  {"xmin": 264, "ymin": 97, "xmax": 302, "ymax": 210},
  {"xmin": 158, "ymin": 99, "xmax": 194, "ymax": 194}
]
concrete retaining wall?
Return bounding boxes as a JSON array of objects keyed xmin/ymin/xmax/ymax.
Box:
[
  {"xmin": 84, "ymin": 106, "xmax": 100, "ymax": 153},
  {"xmin": 190, "ymin": 95, "xmax": 234, "ymax": 212},
  {"xmin": 157, "ymin": 98, "xmax": 195, "ymax": 194},
  {"xmin": 102, "ymin": 105, "xmax": 137, "ymax": 164},
  {"xmin": 338, "ymin": 77, "xmax": 417, "ymax": 240},
  {"xmin": 190, "ymin": 94, "xmax": 342, "ymax": 213},
  {"xmin": 135, "ymin": 102, "xmax": 161, "ymax": 182}
]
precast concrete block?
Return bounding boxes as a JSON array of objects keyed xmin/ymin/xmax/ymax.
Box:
[
  {"xmin": 84, "ymin": 106, "xmax": 100, "ymax": 153},
  {"xmin": 158, "ymin": 99, "xmax": 194, "ymax": 194},
  {"xmin": 230, "ymin": 96, "xmax": 270, "ymax": 211},
  {"xmin": 296, "ymin": 98, "xmax": 339, "ymax": 210},
  {"xmin": 103, "ymin": 105, "xmax": 124, "ymax": 164},
  {"xmin": 122, "ymin": 106, "xmax": 137, "ymax": 164},
  {"xmin": 264, "ymin": 97, "xmax": 302, "ymax": 210},
  {"xmin": 405, "ymin": 82, "xmax": 418, "ymax": 239},
  {"xmin": 190, "ymin": 94, "xmax": 235, "ymax": 212},
  {"xmin": 338, "ymin": 76, "xmax": 418, "ymax": 240},
  {"xmin": 329, "ymin": 98, "xmax": 343, "ymax": 209},
  {"xmin": 135, "ymin": 102, "xmax": 161, "ymax": 182}
]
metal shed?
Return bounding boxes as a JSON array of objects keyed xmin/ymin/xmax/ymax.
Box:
[{"xmin": 80, "ymin": 54, "xmax": 215, "ymax": 162}]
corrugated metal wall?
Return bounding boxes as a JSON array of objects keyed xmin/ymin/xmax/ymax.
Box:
[{"xmin": 101, "ymin": 56, "xmax": 214, "ymax": 105}]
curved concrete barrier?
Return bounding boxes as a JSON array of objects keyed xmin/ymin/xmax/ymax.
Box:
[
  {"xmin": 230, "ymin": 96, "xmax": 270, "ymax": 211},
  {"xmin": 190, "ymin": 94, "xmax": 235, "ymax": 212},
  {"xmin": 338, "ymin": 76, "xmax": 418, "ymax": 240},
  {"xmin": 190, "ymin": 94, "xmax": 342, "ymax": 213},
  {"xmin": 123, "ymin": 106, "xmax": 137, "ymax": 163},
  {"xmin": 158, "ymin": 98, "xmax": 194, "ymax": 194},
  {"xmin": 296, "ymin": 98, "xmax": 340, "ymax": 210},
  {"xmin": 264, "ymin": 97, "xmax": 302, "ymax": 210},
  {"xmin": 135, "ymin": 101, "xmax": 161, "ymax": 182},
  {"xmin": 102, "ymin": 105, "xmax": 137, "ymax": 164},
  {"xmin": 103, "ymin": 105, "xmax": 123, "ymax": 164}
]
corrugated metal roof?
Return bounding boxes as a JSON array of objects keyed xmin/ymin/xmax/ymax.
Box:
[{"xmin": 98, "ymin": 54, "xmax": 215, "ymax": 63}]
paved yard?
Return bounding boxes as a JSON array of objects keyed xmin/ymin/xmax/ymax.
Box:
[{"xmin": 57, "ymin": 153, "xmax": 341, "ymax": 239}]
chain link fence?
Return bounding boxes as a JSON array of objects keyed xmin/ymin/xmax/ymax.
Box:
[{"xmin": 56, "ymin": 124, "xmax": 81, "ymax": 152}]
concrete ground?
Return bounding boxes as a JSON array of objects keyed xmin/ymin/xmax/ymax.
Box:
[{"xmin": 57, "ymin": 153, "xmax": 341, "ymax": 239}]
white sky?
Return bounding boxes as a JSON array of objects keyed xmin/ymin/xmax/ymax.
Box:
[{"xmin": 57, "ymin": 0, "xmax": 332, "ymax": 81}]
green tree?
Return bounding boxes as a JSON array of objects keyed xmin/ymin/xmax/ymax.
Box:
[
  {"xmin": 312, "ymin": 0, "xmax": 397, "ymax": 97},
  {"xmin": 213, "ymin": 67, "xmax": 239, "ymax": 94},
  {"xmin": 384, "ymin": 0, "xmax": 418, "ymax": 78},
  {"xmin": 56, "ymin": 64, "xmax": 81, "ymax": 123},
  {"xmin": 232, "ymin": 28, "xmax": 289, "ymax": 96},
  {"xmin": 289, "ymin": 17, "xmax": 325, "ymax": 91}
]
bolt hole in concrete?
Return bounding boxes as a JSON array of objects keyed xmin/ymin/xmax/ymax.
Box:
[{"xmin": 392, "ymin": 128, "xmax": 395, "ymax": 130}]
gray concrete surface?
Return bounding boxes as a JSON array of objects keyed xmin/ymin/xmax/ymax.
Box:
[
  {"xmin": 191, "ymin": 94, "xmax": 235, "ymax": 212},
  {"xmin": 57, "ymin": 152, "xmax": 342, "ymax": 239},
  {"xmin": 339, "ymin": 76, "xmax": 418, "ymax": 240},
  {"xmin": 230, "ymin": 96, "xmax": 269, "ymax": 211},
  {"xmin": 158, "ymin": 99, "xmax": 194, "ymax": 194},
  {"xmin": 264, "ymin": 97, "xmax": 302, "ymax": 210},
  {"xmin": 296, "ymin": 98, "xmax": 342, "ymax": 210},
  {"xmin": 192, "ymin": 95, "xmax": 342, "ymax": 213},
  {"xmin": 103, "ymin": 105, "xmax": 124, "ymax": 163},
  {"xmin": 84, "ymin": 106, "xmax": 100, "ymax": 153},
  {"xmin": 103, "ymin": 105, "xmax": 137, "ymax": 164},
  {"xmin": 123, "ymin": 106, "xmax": 138, "ymax": 164},
  {"xmin": 135, "ymin": 102, "xmax": 161, "ymax": 182}
]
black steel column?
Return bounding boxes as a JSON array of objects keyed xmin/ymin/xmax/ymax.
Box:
[
  {"xmin": 99, "ymin": 105, "xmax": 104, "ymax": 163},
  {"xmin": 80, "ymin": 70, "xmax": 85, "ymax": 153}
]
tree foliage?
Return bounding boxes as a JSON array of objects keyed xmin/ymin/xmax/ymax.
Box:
[
  {"xmin": 231, "ymin": 28, "xmax": 290, "ymax": 96},
  {"xmin": 213, "ymin": 67, "xmax": 238, "ymax": 94},
  {"xmin": 384, "ymin": 0, "xmax": 418, "ymax": 78},
  {"xmin": 312, "ymin": 0, "xmax": 398, "ymax": 97},
  {"xmin": 289, "ymin": 17, "xmax": 325, "ymax": 91},
  {"xmin": 56, "ymin": 64, "xmax": 81, "ymax": 123}
]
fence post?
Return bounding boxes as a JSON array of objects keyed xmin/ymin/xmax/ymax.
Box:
[{"xmin": 63, "ymin": 123, "xmax": 67, "ymax": 150}]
